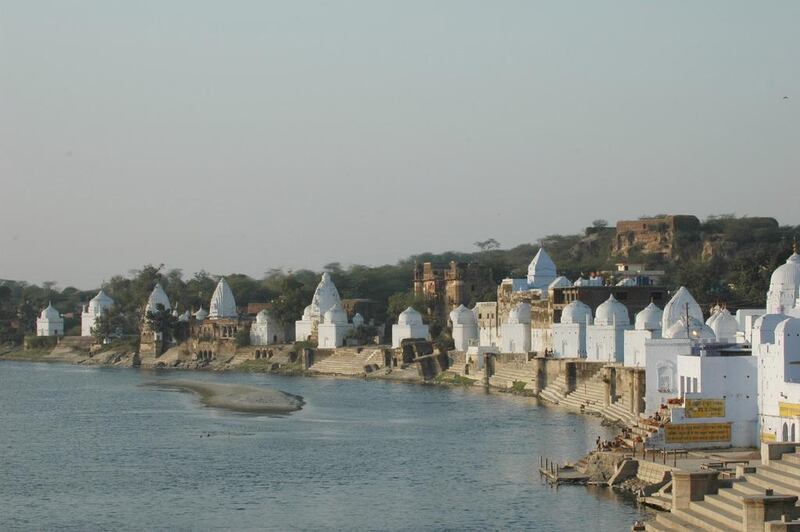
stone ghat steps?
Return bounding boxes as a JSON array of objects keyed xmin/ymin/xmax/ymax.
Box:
[
  {"xmin": 538, "ymin": 377, "xmax": 569, "ymax": 405},
  {"xmin": 308, "ymin": 349, "xmax": 384, "ymax": 375},
  {"xmin": 488, "ymin": 366, "xmax": 535, "ymax": 390},
  {"xmin": 647, "ymin": 450, "xmax": 800, "ymax": 532}
]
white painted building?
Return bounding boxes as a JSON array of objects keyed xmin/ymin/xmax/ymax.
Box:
[
  {"xmin": 551, "ymin": 300, "xmax": 592, "ymax": 358},
  {"xmin": 450, "ymin": 304, "xmax": 478, "ymax": 351},
  {"xmin": 36, "ymin": 303, "xmax": 63, "ymax": 336},
  {"xmin": 392, "ymin": 307, "xmax": 429, "ymax": 348},
  {"xmin": 145, "ymin": 283, "xmax": 171, "ymax": 314},
  {"xmin": 673, "ymin": 346, "xmax": 758, "ymax": 447},
  {"xmin": 766, "ymin": 249, "xmax": 800, "ymax": 314},
  {"xmin": 318, "ymin": 303, "xmax": 352, "ymax": 348},
  {"xmin": 526, "ymin": 248, "xmax": 558, "ymax": 290},
  {"xmin": 586, "ymin": 294, "xmax": 631, "ymax": 363},
  {"xmin": 81, "ymin": 290, "xmax": 114, "ymax": 337},
  {"xmin": 623, "ymin": 302, "xmax": 662, "ymax": 368},
  {"xmin": 500, "ymin": 303, "xmax": 532, "ymax": 354},
  {"xmin": 250, "ymin": 309, "xmax": 287, "ymax": 345},
  {"xmin": 209, "ymin": 278, "xmax": 238, "ymax": 319},
  {"xmin": 295, "ymin": 273, "xmax": 342, "ymax": 342}
]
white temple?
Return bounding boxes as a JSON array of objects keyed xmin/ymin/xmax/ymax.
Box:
[
  {"xmin": 526, "ymin": 248, "xmax": 558, "ymax": 290},
  {"xmin": 450, "ymin": 304, "xmax": 478, "ymax": 351},
  {"xmin": 36, "ymin": 302, "xmax": 63, "ymax": 337},
  {"xmin": 317, "ymin": 303, "xmax": 353, "ymax": 348},
  {"xmin": 623, "ymin": 302, "xmax": 662, "ymax": 367},
  {"xmin": 250, "ymin": 309, "xmax": 286, "ymax": 345},
  {"xmin": 209, "ymin": 278, "xmax": 238, "ymax": 319},
  {"xmin": 585, "ymin": 294, "xmax": 631, "ymax": 362},
  {"xmin": 766, "ymin": 247, "xmax": 800, "ymax": 314},
  {"xmin": 81, "ymin": 290, "xmax": 114, "ymax": 337},
  {"xmin": 392, "ymin": 307, "xmax": 429, "ymax": 348},
  {"xmin": 551, "ymin": 300, "xmax": 592, "ymax": 357},
  {"xmin": 500, "ymin": 302, "xmax": 532, "ymax": 354},
  {"xmin": 145, "ymin": 283, "xmax": 171, "ymax": 314},
  {"xmin": 295, "ymin": 273, "xmax": 342, "ymax": 342}
]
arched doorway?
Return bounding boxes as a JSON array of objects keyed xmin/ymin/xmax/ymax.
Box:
[{"xmin": 783, "ymin": 422, "xmax": 789, "ymax": 442}]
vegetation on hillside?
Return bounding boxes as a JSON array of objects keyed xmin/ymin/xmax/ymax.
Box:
[{"xmin": 1, "ymin": 215, "xmax": 797, "ymax": 343}]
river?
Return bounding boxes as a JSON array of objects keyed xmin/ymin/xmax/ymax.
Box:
[{"xmin": 0, "ymin": 361, "xmax": 647, "ymax": 530}]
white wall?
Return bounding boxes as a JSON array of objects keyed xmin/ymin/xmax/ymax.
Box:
[
  {"xmin": 675, "ymin": 354, "xmax": 758, "ymax": 447},
  {"xmin": 551, "ymin": 323, "xmax": 586, "ymax": 358},
  {"xmin": 624, "ymin": 329, "xmax": 654, "ymax": 368},
  {"xmin": 500, "ymin": 322, "xmax": 531, "ymax": 354},
  {"xmin": 586, "ymin": 325, "xmax": 630, "ymax": 363},
  {"xmin": 452, "ymin": 323, "xmax": 478, "ymax": 351},
  {"xmin": 643, "ymin": 338, "xmax": 692, "ymax": 414},
  {"xmin": 392, "ymin": 323, "xmax": 429, "ymax": 348},
  {"xmin": 318, "ymin": 322, "xmax": 352, "ymax": 348}
]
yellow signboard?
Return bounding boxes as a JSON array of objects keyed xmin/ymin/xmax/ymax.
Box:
[
  {"xmin": 664, "ymin": 423, "xmax": 732, "ymax": 444},
  {"xmin": 779, "ymin": 402, "xmax": 800, "ymax": 417},
  {"xmin": 761, "ymin": 432, "xmax": 777, "ymax": 443},
  {"xmin": 685, "ymin": 398, "xmax": 725, "ymax": 418}
]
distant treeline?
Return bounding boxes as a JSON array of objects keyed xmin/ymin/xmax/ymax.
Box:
[{"xmin": 1, "ymin": 214, "xmax": 798, "ymax": 343}]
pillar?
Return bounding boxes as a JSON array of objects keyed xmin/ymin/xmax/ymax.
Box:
[
  {"xmin": 743, "ymin": 493, "xmax": 798, "ymax": 532},
  {"xmin": 671, "ymin": 470, "xmax": 719, "ymax": 511}
]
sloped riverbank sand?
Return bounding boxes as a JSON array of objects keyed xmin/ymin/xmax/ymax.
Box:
[{"xmin": 145, "ymin": 380, "xmax": 304, "ymax": 414}]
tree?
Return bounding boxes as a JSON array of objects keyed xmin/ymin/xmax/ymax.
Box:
[
  {"xmin": 592, "ymin": 219, "xmax": 608, "ymax": 228},
  {"xmin": 267, "ymin": 275, "xmax": 314, "ymax": 328},
  {"xmin": 474, "ymin": 238, "xmax": 501, "ymax": 251},
  {"xmin": 144, "ymin": 304, "xmax": 178, "ymax": 344}
]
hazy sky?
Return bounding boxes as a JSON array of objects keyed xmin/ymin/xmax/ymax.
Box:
[{"xmin": 1, "ymin": 1, "xmax": 798, "ymax": 289}]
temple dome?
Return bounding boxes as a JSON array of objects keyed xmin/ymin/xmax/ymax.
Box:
[
  {"xmin": 507, "ymin": 303, "xmax": 531, "ymax": 325},
  {"xmin": 527, "ymin": 248, "xmax": 558, "ymax": 289},
  {"xmin": 767, "ymin": 252, "xmax": 800, "ymax": 312},
  {"xmin": 194, "ymin": 307, "xmax": 208, "ymax": 321},
  {"xmin": 710, "ymin": 308, "xmax": 738, "ymax": 342},
  {"xmin": 178, "ymin": 310, "xmax": 191, "ymax": 322},
  {"xmin": 323, "ymin": 303, "xmax": 348, "ymax": 325},
  {"xmin": 573, "ymin": 277, "xmax": 588, "ymax": 287},
  {"xmin": 661, "ymin": 287, "xmax": 704, "ymax": 332},
  {"xmin": 616, "ymin": 278, "xmax": 637, "ymax": 287},
  {"xmin": 663, "ymin": 317, "xmax": 716, "ymax": 340},
  {"xmin": 770, "ymin": 253, "xmax": 800, "ymax": 291},
  {"xmin": 635, "ymin": 303, "xmax": 663, "ymax": 331},
  {"xmin": 302, "ymin": 304, "xmax": 314, "ymax": 320},
  {"xmin": 398, "ymin": 306, "xmax": 423, "ymax": 326},
  {"xmin": 88, "ymin": 290, "xmax": 113, "ymax": 312},
  {"xmin": 352, "ymin": 313, "xmax": 365, "ymax": 327},
  {"xmin": 209, "ymin": 278, "xmax": 237, "ymax": 319},
  {"xmin": 548, "ymin": 276, "xmax": 572, "ymax": 289},
  {"xmin": 40, "ymin": 302, "xmax": 60, "ymax": 321},
  {"xmin": 560, "ymin": 300, "xmax": 593, "ymax": 325},
  {"xmin": 594, "ymin": 295, "xmax": 629, "ymax": 326},
  {"xmin": 145, "ymin": 283, "xmax": 171, "ymax": 314},
  {"xmin": 450, "ymin": 304, "xmax": 476, "ymax": 325}
]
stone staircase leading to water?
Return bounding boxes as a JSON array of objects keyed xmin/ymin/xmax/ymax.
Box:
[
  {"xmin": 559, "ymin": 370, "xmax": 607, "ymax": 413},
  {"xmin": 538, "ymin": 373, "xmax": 570, "ymax": 405},
  {"xmin": 308, "ymin": 348, "xmax": 385, "ymax": 376},
  {"xmin": 488, "ymin": 364, "xmax": 536, "ymax": 390},
  {"xmin": 647, "ymin": 447, "xmax": 800, "ymax": 531}
]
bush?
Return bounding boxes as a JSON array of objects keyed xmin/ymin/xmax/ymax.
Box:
[
  {"xmin": 24, "ymin": 336, "xmax": 58, "ymax": 350},
  {"xmin": 235, "ymin": 329, "xmax": 250, "ymax": 347}
]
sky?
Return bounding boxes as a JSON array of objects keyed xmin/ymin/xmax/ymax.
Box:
[{"xmin": 1, "ymin": 1, "xmax": 798, "ymax": 289}]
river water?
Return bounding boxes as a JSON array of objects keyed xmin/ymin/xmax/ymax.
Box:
[{"xmin": 0, "ymin": 361, "xmax": 647, "ymax": 530}]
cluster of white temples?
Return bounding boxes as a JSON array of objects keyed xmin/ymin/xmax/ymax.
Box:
[{"xmin": 33, "ymin": 242, "xmax": 800, "ymax": 447}]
